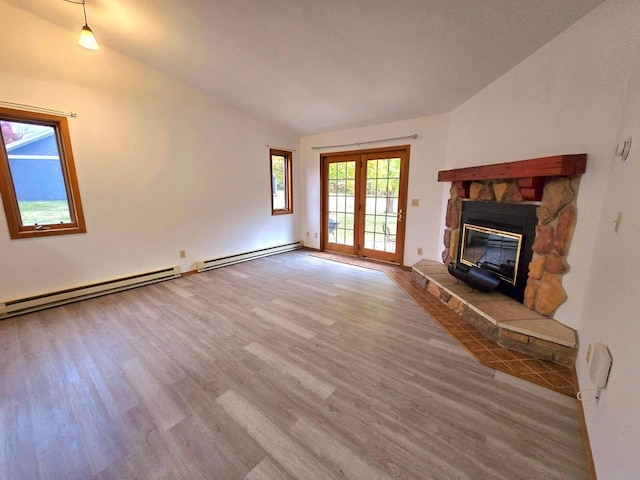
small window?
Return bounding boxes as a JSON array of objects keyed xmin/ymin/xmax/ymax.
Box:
[
  {"xmin": 0, "ymin": 107, "xmax": 86, "ymax": 239},
  {"xmin": 270, "ymin": 148, "xmax": 293, "ymax": 215}
]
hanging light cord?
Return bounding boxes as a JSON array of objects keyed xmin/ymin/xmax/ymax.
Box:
[{"xmin": 64, "ymin": 0, "xmax": 88, "ymax": 25}]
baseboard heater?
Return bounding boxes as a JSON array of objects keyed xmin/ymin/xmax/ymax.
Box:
[
  {"xmin": 196, "ymin": 241, "xmax": 303, "ymax": 272},
  {"xmin": 0, "ymin": 266, "xmax": 181, "ymax": 319}
]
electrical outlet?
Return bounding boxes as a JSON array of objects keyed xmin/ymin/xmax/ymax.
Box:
[
  {"xmin": 417, "ymin": 247, "xmax": 423, "ymax": 255},
  {"xmin": 411, "ymin": 199, "xmax": 419, "ymax": 207},
  {"xmin": 315, "ymin": 232, "xmax": 318, "ymax": 238},
  {"xmin": 306, "ymin": 231, "xmax": 309, "ymax": 237},
  {"xmin": 179, "ymin": 250, "xmax": 186, "ymax": 258}
]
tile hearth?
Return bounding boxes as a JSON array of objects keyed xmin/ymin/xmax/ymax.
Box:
[{"xmin": 412, "ymin": 260, "xmax": 577, "ymax": 365}]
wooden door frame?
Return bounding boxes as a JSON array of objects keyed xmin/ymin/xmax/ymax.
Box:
[
  {"xmin": 320, "ymin": 152, "xmax": 361, "ymax": 256},
  {"xmin": 320, "ymin": 145, "xmax": 410, "ymax": 266}
]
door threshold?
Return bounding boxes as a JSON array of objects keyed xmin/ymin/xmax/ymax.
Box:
[{"xmin": 322, "ymin": 250, "xmax": 401, "ymax": 267}]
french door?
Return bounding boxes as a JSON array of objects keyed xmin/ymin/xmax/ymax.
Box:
[{"xmin": 321, "ymin": 146, "xmax": 410, "ymax": 264}]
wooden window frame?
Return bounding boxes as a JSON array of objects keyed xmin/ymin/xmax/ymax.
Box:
[
  {"xmin": 270, "ymin": 148, "xmax": 293, "ymax": 215},
  {"xmin": 0, "ymin": 107, "xmax": 86, "ymax": 239}
]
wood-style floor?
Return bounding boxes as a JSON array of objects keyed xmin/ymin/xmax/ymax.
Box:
[{"xmin": 0, "ymin": 251, "xmax": 587, "ymax": 479}]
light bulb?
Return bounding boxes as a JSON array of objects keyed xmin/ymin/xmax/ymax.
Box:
[{"xmin": 78, "ymin": 25, "xmax": 99, "ymax": 50}]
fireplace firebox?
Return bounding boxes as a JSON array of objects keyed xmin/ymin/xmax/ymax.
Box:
[
  {"xmin": 450, "ymin": 201, "xmax": 537, "ymax": 302},
  {"xmin": 460, "ymin": 224, "xmax": 522, "ymax": 284}
]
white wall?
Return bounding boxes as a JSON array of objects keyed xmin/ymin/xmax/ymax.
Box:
[
  {"xmin": 299, "ymin": 115, "xmax": 450, "ymax": 266},
  {"xmin": 0, "ymin": 2, "xmax": 300, "ymax": 300},
  {"xmin": 444, "ymin": 0, "xmax": 640, "ymax": 477},
  {"xmin": 577, "ymin": 30, "xmax": 640, "ymax": 479}
]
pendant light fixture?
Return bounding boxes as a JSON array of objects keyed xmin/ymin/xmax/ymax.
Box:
[{"xmin": 64, "ymin": 0, "xmax": 100, "ymax": 51}]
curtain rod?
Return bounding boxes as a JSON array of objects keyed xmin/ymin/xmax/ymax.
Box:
[
  {"xmin": 311, "ymin": 134, "xmax": 417, "ymax": 151},
  {"xmin": 0, "ymin": 101, "xmax": 77, "ymax": 118}
]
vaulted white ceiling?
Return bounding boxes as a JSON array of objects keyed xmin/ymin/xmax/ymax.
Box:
[{"xmin": 6, "ymin": 0, "xmax": 605, "ymax": 134}]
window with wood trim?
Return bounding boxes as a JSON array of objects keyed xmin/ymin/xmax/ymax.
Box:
[
  {"xmin": 0, "ymin": 107, "xmax": 86, "ymax": 239},
  {"xmin": 270, "ymin": 148, "xmax": 293, "ymax": 215}
]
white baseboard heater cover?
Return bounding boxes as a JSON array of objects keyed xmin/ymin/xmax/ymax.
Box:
[
  {"xmin": 197, "ymin": 241, "xmax": 303, "ymax": 272},
  {"xmin": 0, "ymin": 265, "xmax": 181, "ymax": 319}
]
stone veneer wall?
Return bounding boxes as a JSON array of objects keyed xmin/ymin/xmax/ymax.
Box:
[{"xmin": 442, "ymin": 176, "xmax": 581, "ymax": 317}]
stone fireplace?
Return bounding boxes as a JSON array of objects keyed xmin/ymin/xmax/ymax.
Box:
[
  {"xmin": 407, "ymin": 155, "xmax": 587, "ymax": 366},
  {"xmin": 439, "ymin": 154, "xmax": 587, "ymax": 318}
]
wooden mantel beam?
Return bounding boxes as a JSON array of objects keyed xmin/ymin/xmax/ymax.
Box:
[{"xmin": 437, "ymin": 154, "xmax": 587, "ymax": 183}]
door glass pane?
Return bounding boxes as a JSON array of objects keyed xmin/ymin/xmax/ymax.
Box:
[
  {"xmin": 1, "ymin": 120, "xmax": 72, "ymax": 226},
  {"xmin": 327, "ymin": 160, "xmax": 355, "ymax": 246},
  {"xmin": 364, "ymin": 157, "xmax": 401, "ymax": 253}
]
